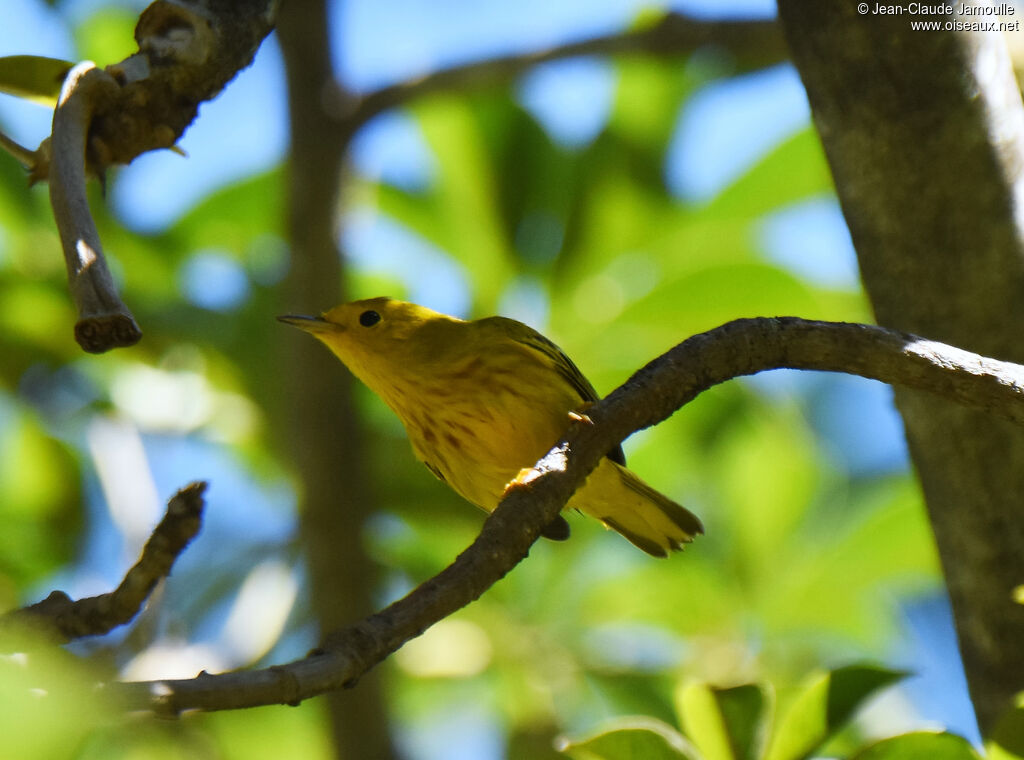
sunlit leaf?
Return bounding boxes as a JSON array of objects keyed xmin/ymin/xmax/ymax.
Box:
[
  {"xmin": 764, "ymin": 665, "xmax": 906, "ymax": 760},
  {"xmin": 575, "ymin": 262, "xmax": 822, "ymax": 374},
  {"xmin": 609, "ymin": 58, "xmax": 692, "ymax": 160},
  {"xmin": 851, "ymin": 732, "xmax": 981, "ymax": 760},
  {"xmin": 410, "ymin": 94, "xmax": 515, "ymax": 311},
  {"xmin": 0, "ymin": 282, "xmax": 77, "ymax": 355},
  {"xmin": 676, "ymin": 681, "xmax": 771, "ymax": 760},
  {"xmin": 166, "ymin": 169, "xmax": 284, "ymax": 256},
  {"xmin": 560, "ymin": 717, "xmax": 699, "ymax": 760},
  {"xmin": 764, "ymin": 478, "xmax": 939, "ymax": 644},
  {"xmin": 75, "ymin": 8, "xmax": 138, "ymax": 66},
  {"xmin": 712, "ymin": 404, "xmax": 820, "ymax": 581},
  {"xmin": 0, "ymin": 632, "xmax": 111, "ymax": 759},
  {"xmin": 554, "ymin": 140, "xmax": 678, "ymax": 283},
  {"xmin": 705, "ymin": 129, "xmax": 833, "ymax": 220},
  {"xmin": 988, "ymin": 697, "xmax": 1024, "ymax": 760},
  {"xmin": 201, "ymin": 704, "xmax": 334, "ymax": 760},
  {"xmin": 479, "ymin": 99, "xmax": 576, "ymax": 264},
  {"xmin": 0, "ymin": 55, "xmax": 72, "ymax": 106},
  {"xmin": 0, "ymin": 401, "xmax": 81, "ymax": 585}
]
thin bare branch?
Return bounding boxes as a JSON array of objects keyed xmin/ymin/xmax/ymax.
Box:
[
  {"xmin": 340, "ymin": 14, "xmax": 786, "ymax": 127},
  {"xmin": 3, "ymin": 482, "xmax": 207, "ymax": 642},
  {"xmin": 105, "ymin": 318, "xmax": 1024, "ymax": 714},
  {"xmin": 0, "ymin": 129, "xmax": 37, "ymax": 169}
]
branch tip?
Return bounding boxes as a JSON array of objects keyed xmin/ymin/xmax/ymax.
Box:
[
  {"xmin": 1, "ymin": 480, "xmax": 208, "ymax": 642},
  {"xmin": 74, "ymin": 312, "xmax": 143, "ymax": 353}
]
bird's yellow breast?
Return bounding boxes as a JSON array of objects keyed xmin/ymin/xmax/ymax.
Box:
[
  {"xmin": 282, "ymin": 297, "xmax": 702, "ymax": 556},
  {"xmin": 382, "ymin": 345, "xmax": 581, "ymax": 511}
]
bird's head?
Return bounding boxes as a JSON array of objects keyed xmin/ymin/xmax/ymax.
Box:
[{"xmin": 278, "ymin": 297, "xmax": 462, "ymax": 391}]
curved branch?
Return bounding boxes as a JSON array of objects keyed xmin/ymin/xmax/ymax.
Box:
[
  {"xmin": 342, "ymin": 14, "xmax": 786, "ymax": 127},
  {"xmin": 106, "ymin": 318, "xmax": 1024, "ymax": 714},
  {"xmin": 49, "ymin": 61, "xmax": 142, "ymax": 353},
  {"xmin": 32, "ymin": 0, "xmax": 276, "ymax": 352},
  {"xmin": 2, "ymin": 481, "xmax": 207, "ymax": 642}
]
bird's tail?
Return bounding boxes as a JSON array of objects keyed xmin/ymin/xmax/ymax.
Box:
[{"xmin": 572, "ymin": 460, "xmax": 703, "ymax": 557}]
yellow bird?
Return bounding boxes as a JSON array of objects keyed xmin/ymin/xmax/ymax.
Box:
[{"xmin": 279, "ymin": 297, "xmax": 702, "ymax": 556}]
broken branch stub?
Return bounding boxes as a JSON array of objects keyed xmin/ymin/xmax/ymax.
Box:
[
  {"xmin": 39, "ymin": 1, "xmax": 276, "ymax": 352},
  {"xmin": 48, "ymin": 61, "xmax": 142, "ymax": 353}
]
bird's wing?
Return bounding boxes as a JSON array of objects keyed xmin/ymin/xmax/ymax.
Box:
[{"xmin": 488, "ymin": 318, "xmax": 627, "ymax": 466}]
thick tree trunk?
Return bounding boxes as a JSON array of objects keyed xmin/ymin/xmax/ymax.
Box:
[
  {"xmin": 777, "ymin": 1, "xmax": 1024, "ymax": 734},
  {"xmin": 277, "ymin": 2, "xmax": 397, "ymax": 758}
]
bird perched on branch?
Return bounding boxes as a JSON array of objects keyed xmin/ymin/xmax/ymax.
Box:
[{"xmin": 279, "ymin": 297, "xmax": 702, "ymax": 556}]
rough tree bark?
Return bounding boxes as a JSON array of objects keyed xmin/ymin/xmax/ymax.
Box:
[{"xmin": 777, "ymin": 1, "xmax": 1024, "ymax": 734}]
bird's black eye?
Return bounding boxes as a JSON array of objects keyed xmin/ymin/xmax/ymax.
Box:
[{"xmin": 359, "ymin": 309, "xmax": 381, "ymax": 327}]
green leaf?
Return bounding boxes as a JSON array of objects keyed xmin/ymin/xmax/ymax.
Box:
[
  {"xmin": 0, "ymin": 631, "xmax": 112, "ymax": 760},
  {"xmin": 764, "ymin": 665, "xmax": 906, "ymax": 760},
  {"xmin": 560, "ymin": 717, "xmax": 699, "ymax": 760},
  {"xmin": 167, "ymin": 168, "xmax": 284, "ymax": 255},
  {"xmin": 200, "ymin": 703, "xmax": 336, "ymax": 760},
  {"xmin": 409, "ymin": 94, "xmax": 516, "ymax": 311},
  {"xmin": 704, "ymin": 129, "xmax": 833, "ymax": 219},
  {"xmin": 676, "ymin": 682, "xmax": 771, "ymax": 760},
  {"xmin": 608, "ymin": 58, "xmax": 693, "ymax": 158},
  {"xmin": 759, "ymin": 477, "xmax": 938, "ymax": 645},
  {"xmin": 823, "ymin": 665, "xmax": 906, "ymax": 728},
  {"xmin": 75, "ymin": 8, "xmax": 139, "ymax": 67},
  {"xmin": 851, "ymin": 732, "xmax": 981, "ymax": 760},
  {"xmin": 0, "ymin": 401, "xmax": 81, "ymax": 586},
  {"xmin": 629, "ymin": 7, "xmax": 669, "ymax": 32},
  {"xmin": 578, "ymin": 261, "xmax": 822, "ymax": 372},
  {"xmin": 0, "ymin": 55, "xmax": 73, "ymax": 106},
  {"xmin": 713, "ymin": 404, "xmax": 819, "ymax": 582},
  {"xmin": 988, "ymin": 697, "xmax": 1024, "ymax": 760}
]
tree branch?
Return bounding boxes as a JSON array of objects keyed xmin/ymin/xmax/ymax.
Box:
[
  {"xmin": 33, "ymin": 0, "xmax": 276, "ymax": 352},
  {"xmin": 48, "ymin": 62, "xmax": 142, "ymax": 353},
  {"xmin": 2, "ymin": 481, "xmax": 207, "ymax": 642},
  {"xmin": 339, "ymin": 13, "xmax": 786, "ymax": 128},
  {"xmin": 34, "ymin": 0, "xmax": 277, "ymax": 182},
  {"xmin": 31, "ymin": 5, "xmax": 781, "ymax": 352},
  {"xmin": 105, "ymin": 318, "xmax": 1024, "ymax": 714}
]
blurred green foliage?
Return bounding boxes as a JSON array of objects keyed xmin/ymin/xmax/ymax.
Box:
[
  {"xmin": 0, "ymin": 631, "xmax": 114, "ymax": 760},
  {"xmin": 561, "ymin": 665, "xmax": 980, "ymax": 760},
  {"xmin": 0, "ymin": 3, "xmax": 956, "ymax": 759}
]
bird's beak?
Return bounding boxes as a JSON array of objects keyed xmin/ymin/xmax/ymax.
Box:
[{"xmin": 277, "ymin": 314, "xmax": 339, "ymax": 334}]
